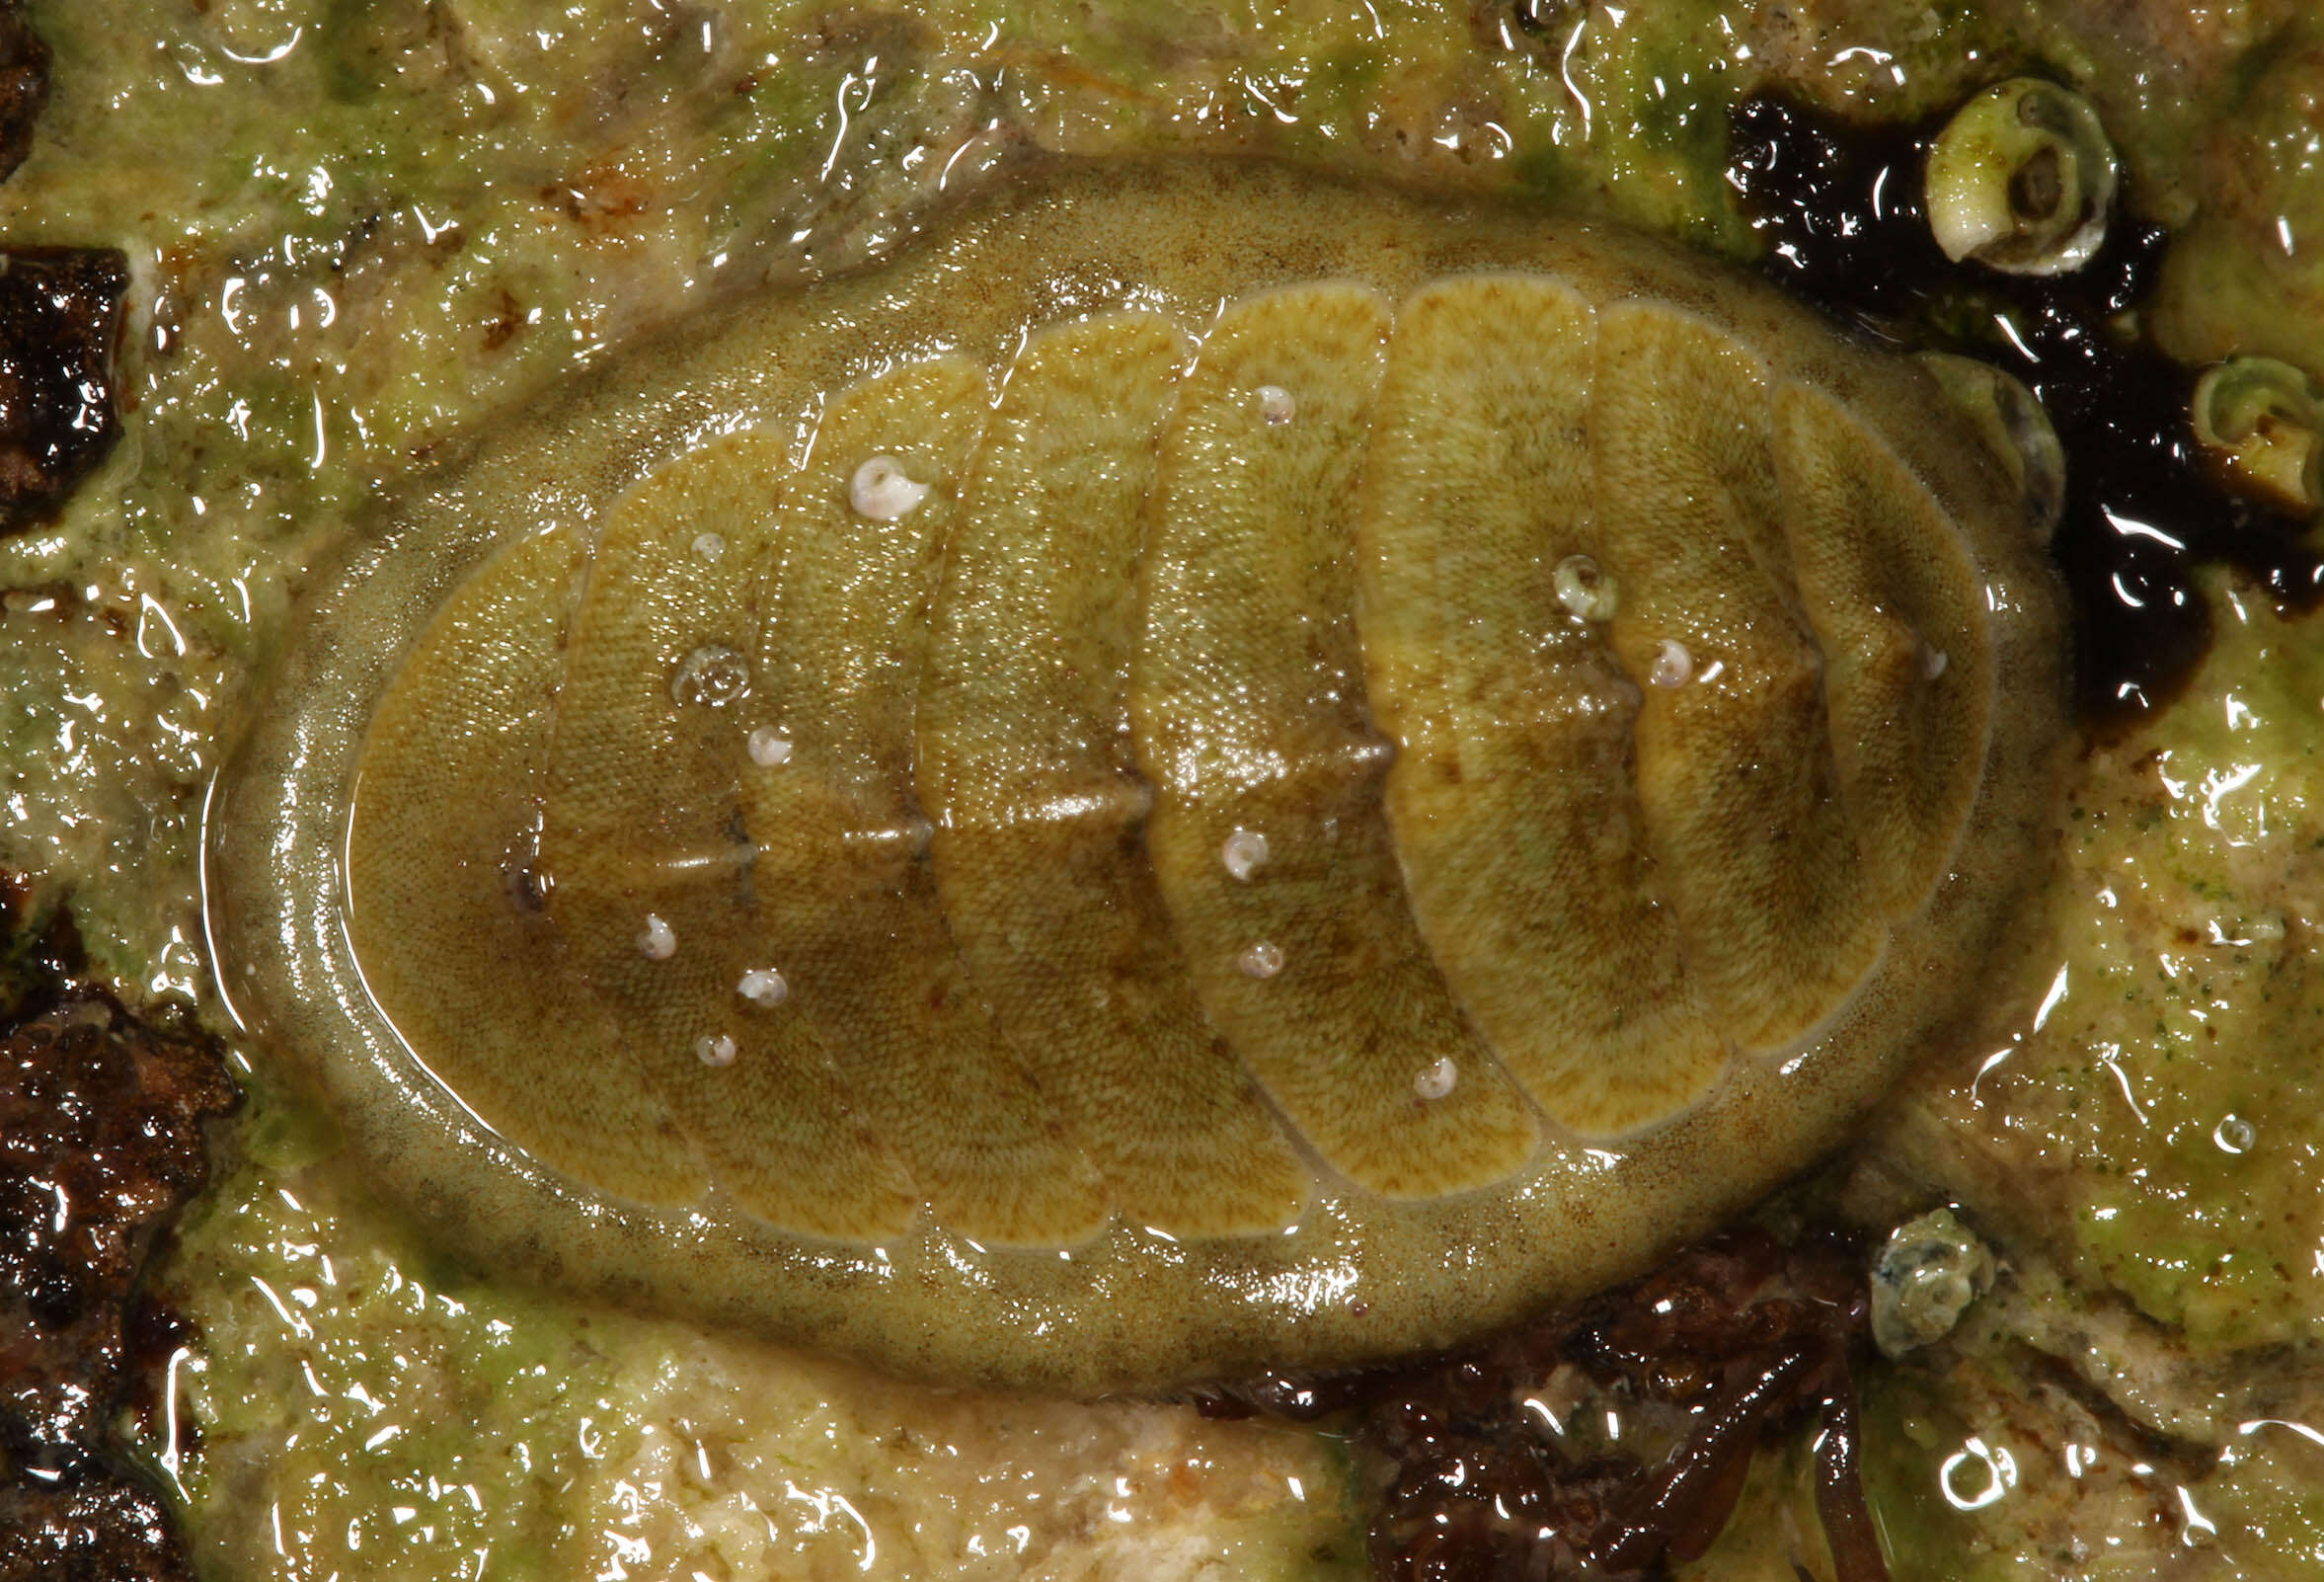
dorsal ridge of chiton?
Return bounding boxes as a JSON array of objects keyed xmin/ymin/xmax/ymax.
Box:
[
  {"xmin": 213, "ymin": 157, "xmax": 2065, "ymax": 1393},
  {"xmin": 1592, "ymin": 298, "xmax": 1887, "ymax": 1061}
]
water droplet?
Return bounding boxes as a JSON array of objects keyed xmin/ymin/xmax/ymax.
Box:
[
  {"xmin": 1554, "ymin": 555, "xmax": 1617, "ymax": 621},
  {"xmin": 851, "ymin": 455, "xmax": 931, "ymax": 520},
  {"xmin": 1257, "ymin": 384, "xmax": 1295, "ymax": 426},
  {"xmin": 671, "ymin": 645, "xmax": 749, "ymax": 708},
  {"xmin": 1221, "ymin": 829, "xmax": 1269, "ymax": 881},
  {"xmin": 694, "ymin": 1032, "xmax": 737, "ymax": 1068},
  {"xmin": 2213, "ymin": 1113, "xmax": 2255, "ymax": 1154},
  {"xmin": 1649, "ymin": 639, "xmax": 1693, "ymax": 688},
  {"xmin": 1938, "ymin": 1435, "xmax": 2018, "ymax": 1513},
  {"xmin": 1414, "ymin": 1057, "xmax": 1458, "ymax": 1101},
  {"xmin": 737, "ymin": 968, "xmax": 789, "ymax": 1008},
  {"xmin": 636, "ymin": 913, "xmax": 677, "ymax": 960},
  {"xmin": 504, "ymin": 859, "xmax": 551, "ymax": 913},
  {"xmin": 692, "ymin": 531, "xmax": 727, "ymax": 562},
  {"xmin": 1239, "ymin": 940, "xmax": 1285, "ymax": 980},
  {"xmin": 747, "ymin": 726, "xmax": 793, "ymax": 767}
]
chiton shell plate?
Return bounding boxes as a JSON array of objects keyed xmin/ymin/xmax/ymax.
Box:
[{"xmin": 209, "ymin": 159, "xmax": 2066, "ymax": 1393}]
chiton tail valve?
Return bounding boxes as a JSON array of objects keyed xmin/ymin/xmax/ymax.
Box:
[{"xmin": 206, "ymin": 158, "xmax": 2068, "ymax": 1396}]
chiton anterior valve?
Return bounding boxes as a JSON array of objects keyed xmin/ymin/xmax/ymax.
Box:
[{"xmin": 211, "ymin": 159, "xmax": 2065, "ymax": 1393}]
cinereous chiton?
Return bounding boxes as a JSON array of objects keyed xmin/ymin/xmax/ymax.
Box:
[{"xmin": 209, "ymin": 157, "xmax": 2066, "ymax": 1395}]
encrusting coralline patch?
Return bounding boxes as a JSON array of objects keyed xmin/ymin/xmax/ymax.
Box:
[{"xmin": 0, "ymin": 891, "xmax": 238, "ymax": 1582}]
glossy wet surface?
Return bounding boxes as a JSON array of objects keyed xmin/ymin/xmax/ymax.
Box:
[{"xmin": 6, "ymin": 0, "xmax": 2324, "ymax": 1576}]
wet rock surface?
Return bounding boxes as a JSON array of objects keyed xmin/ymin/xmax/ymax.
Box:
[
  {"xmin": 0, "ymin": 246, "xmax": 129, "ymax": 532},
  {"xmin": 0, "ymin": 897, "xmax": 236, "ymax": 1582}
]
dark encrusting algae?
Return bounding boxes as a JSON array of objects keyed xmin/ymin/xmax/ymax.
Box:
[
  {"xmin": 1726, "ymin": 91, "xmax": 2324, "ymax": 732},
  {"xmin": 0, "ymin": 245, "xmax": 127, "ymax": 530},
  {"xmin": 1204, "ymin": 1231, "xmax": 1887, "ymax": 1582},
  {"xmin": 0, "ymin": 888, "xmax": 236, "ymax": 1582},
  {"xmin": 0, "ymin": 0, "xmax": 45, "ymax": 188}
]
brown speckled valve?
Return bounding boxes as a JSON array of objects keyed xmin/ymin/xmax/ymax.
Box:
[{"xmin": 208, "ymin": 158, "xmax": 2066, "ymax": 1394}]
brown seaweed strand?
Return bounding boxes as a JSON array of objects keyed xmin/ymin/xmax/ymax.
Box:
[
  {"xmin": 1815, "ymin": 1372, "xmax": 1892, "ymax": 1582},
  {"xmin": 1592, "ymin": 1344, "xmax": 1816, "ymax": 1571}
]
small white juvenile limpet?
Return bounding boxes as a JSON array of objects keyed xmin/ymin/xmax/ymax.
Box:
[
  {"xmin": 1649, "ymin": 638, "xmax": 1694, "ymax": 688},
  {"xmin": 747, "ymin": 726, "xmax": 794, "ymax": 767},
  {"xmin": 1257, "ymin": 384, "xmax": 1296, "ymax": 426},
  {"xmin": 1221, "ymin": 829, "xmax": 1270, "ymax": 881},
  {"xmin": 670, "ymin": 644, "xmax": 749, "ymax": 708},
  {"xmin": 850, "ymin": 455, "xmax": 931, "ymax": 519},
  {"xmin": 1414, "ymin": 1057, "xmax": 1459, "ymax": 1101},
  {"xmin": 694, "ymin": 1032, "xmax": 738, "ymax": 1068},
  {"xmin": 737, "ymin": 968, "xmax": 789, "ymax": 1008},
  {"xmin": 636, "ymin": 912, "xmax": 677, "ymax": 960},
  {"xmin": 1238, "ymin": 940, "xmax": 1285, "ymax": 980}
]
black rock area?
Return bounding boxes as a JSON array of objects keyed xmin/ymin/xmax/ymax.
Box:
[{"xmin": 0, "ymin": 246, "xmax": 130, "ymax": 533}]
